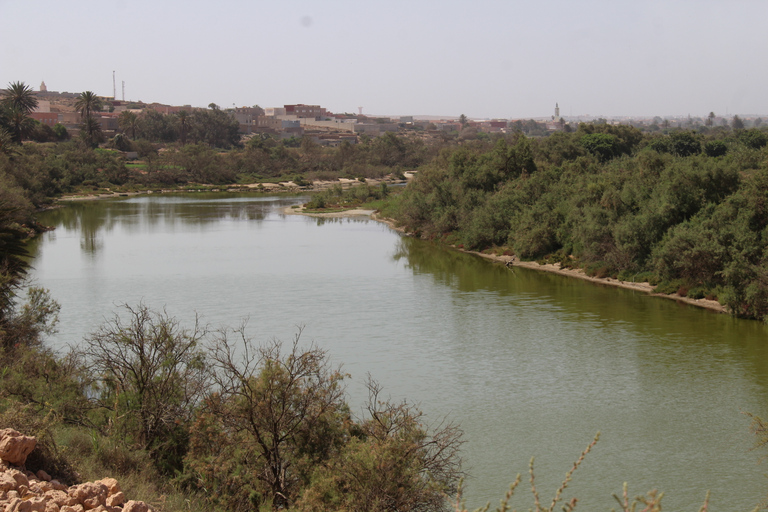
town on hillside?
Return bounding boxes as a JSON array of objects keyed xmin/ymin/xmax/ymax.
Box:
[{"xmin": 29, "ymin": 82, "xmax": 763, "ymax": 146}]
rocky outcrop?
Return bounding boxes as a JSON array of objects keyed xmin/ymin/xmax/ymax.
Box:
[
  {"xmin": 0, "ymin": 429, "xmax": 36, "ymax": 467},
  {"xmin": 0, "ymin": 429, "xmax": 153, "ymax": 512}
]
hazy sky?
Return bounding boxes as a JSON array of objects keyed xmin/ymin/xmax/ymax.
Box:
[{"xmin": 2, "ymin": 0, "xmax": 766, "ymax": 119}]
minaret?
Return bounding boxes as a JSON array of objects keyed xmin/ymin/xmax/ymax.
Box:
[
  {"xmin": 554, "ymin": 102, "xmax": 560, "ymax": 120},
  {"xmin": 40, "ymin": 81, "xmax": 47, "ymax": 92}
]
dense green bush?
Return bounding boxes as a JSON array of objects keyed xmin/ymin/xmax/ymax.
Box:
[{"xmin": 386, "ymin": 125, "xmax": 768, "ymax": 320}]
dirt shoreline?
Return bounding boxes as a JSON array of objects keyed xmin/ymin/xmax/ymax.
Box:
[
  {"xmin": 370, "ymin": 213, "xmax": 728, "ymax": 315},
  {"xmin": 58, "ymin": 176, "xmax": 408, "ymax": 202},
  {"xmin": 284, "ymin": 205, "xmax": 377, "ymax": 217}
]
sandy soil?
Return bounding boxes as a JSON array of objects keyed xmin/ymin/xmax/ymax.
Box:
[{"xmin": 284, "ymin": 205, "xmax": 377, "ymax": 217}]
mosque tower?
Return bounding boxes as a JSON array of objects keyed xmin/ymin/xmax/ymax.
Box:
[
  {"xmin": 554, "ymin": 102, "xmax": 560, "ymax": 121},
  {"xmin": 40, "ymin": 81, "xmax": 47, "ymax": 92}
]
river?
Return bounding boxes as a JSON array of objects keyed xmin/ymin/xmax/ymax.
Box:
[{"xmin": 28, "ymin": 193, "xmax": 768, "ymax": 511}]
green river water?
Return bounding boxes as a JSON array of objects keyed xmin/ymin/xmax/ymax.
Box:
[{"xmin": 28, "ymin": 193, "xmax": 768, "ymax": 510}]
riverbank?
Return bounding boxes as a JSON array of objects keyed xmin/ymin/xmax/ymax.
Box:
[
  {"xmin": 284, "ymin": 205, "xmax": 377, "ymax": 218},
  {"xmin": 57, "ymin": 176, "xmax": 408, "ymax": 202},
  {"xmin": 370, "ymin": 213, "xmax": 728, "ymax": 315}
]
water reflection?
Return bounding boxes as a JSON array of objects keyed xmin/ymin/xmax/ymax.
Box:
[{"xmin": 35, "ymin": 194, "xmax": 308, "ymax": 257}]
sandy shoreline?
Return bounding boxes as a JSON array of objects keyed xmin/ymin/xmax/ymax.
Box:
[{"xmin": 284, "ymin": 205, "xmax": 377, "ymax": 218}]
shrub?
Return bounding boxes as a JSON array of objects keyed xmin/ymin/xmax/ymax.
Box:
[{"xmin": 654, "ymin": 280, "xmax": 683, "ymax": 295}]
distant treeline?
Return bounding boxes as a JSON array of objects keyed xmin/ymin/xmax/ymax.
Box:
[
  {"xmin": 0, "ymin": 131, "xmax": 443, "ymax": 210},
  {"xmin": 381, "ymin": 124, "xmax": 768, "ymax": 321}
]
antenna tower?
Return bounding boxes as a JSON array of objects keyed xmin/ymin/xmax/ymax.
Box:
[{"xmin": 113, "ymin": 71, "xmax": 116, "ymax": 100}]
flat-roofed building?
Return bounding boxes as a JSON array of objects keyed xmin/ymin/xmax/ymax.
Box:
[{"xmin": 284, "ymin": 104, "xmax": 327, "ymax": 119}]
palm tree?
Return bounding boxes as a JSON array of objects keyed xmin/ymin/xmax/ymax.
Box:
[
  {"xmin": 0, "ymin": 128, "xmax": 15, "ymax": 155},
  {"xmin": 0, "ymin": 199, "xmax": 30, "ymax": 324},
  {"xmin": 76, "ymin": 91, "xmax": 104, "ymax": 147},
  {"xmin": 80, "ymin": 115, "xmax": 103, "ymax": 147},
  {"xmin": 3, "ymin": 106, "xmax": 35, "ymax": 143},
  {"xmin": 118, "ymin": 110, "xmax": 139, "ymax": 140},
  {"xmin": 75, "ymin": 91, "xmax": 103, "ymax": 120},
  {"xmin": 1, "ymin": 82, "xmax": 38, "ymax": 115},
  {"xmin": 176, "ymin": 109, "xmax": 190, "ymax": 145},
  {"xmin": 1, "ymin": 82, "xmax": 39, "ymax": 143}
]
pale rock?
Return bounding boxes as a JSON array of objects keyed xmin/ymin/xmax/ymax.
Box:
[
  {"xmin": 122, "ymin": 501, "xmax": 152, "ymax": 512},
  {"xmin": 36, "ymin": 470, "xmax": 52, "ymax": 482},
  {"xmin": 0, "ymin": 471, "xmax": 17, "ymax": 491},
  {"xmin": 5, "ymin": 497, "xmax": 31, "ymax": 512},
  {"xmin": 44, "ymin": 489, "xmax": 73, "ymax": 506},
  {"xmin": 94, "ymin": 478, "xmax": 119, "ymax": 496},
  {"xmin": 35, "ymin": 481, "xmax": 53, "ymax": 493},
  {"xmin": 7, "ymin": 489, "xmax": 20, "ymax": 500},
  {"xmin": 49, "ymin": 480, "xmax": 67, "ymax": 491},
  {"xmin": 5, "ymin": 496, "xmax": 45, "ymax": 512},
  {"xmin": 105, "ymin": 491, "xmax": 124, "ymax": 507},
  {"xmin": 45, "ymin": 500, "xmax": 61, "ymax": 512},
  {"xmin": 67, "ymin": 482, "xmax": 107, "ymax": 509},
  {"xmin": 60, "ymin": 506, "xmax": 85, "ymax": 512},
  {"xmin": 10, "ymin": 470, "xmax": 29, "ymax": 488},
  {"xmin": 28, "ymin": 496, "xmax": 48, "ymax": 512},
  {"xmin": 0, "ymin": 429, "xmax": 37, "ymax": 466}
]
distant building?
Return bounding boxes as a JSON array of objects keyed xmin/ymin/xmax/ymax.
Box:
[
  {"xmin": 39, "ymin": 81, "xmax": 47, "ymax": 92},
  {"xmin": 29, "ymin": 112, "xmax": 57, "ymax": 126},
  {"xmin": 284, "ymin": 104, "xmax": 327, "ymax": 119},
  {"xmin": 352, "ymin": 123, "xmax": 398, "ymax": 136},
  {"xmin": 546, "ymin": 102, "xmax": 564, "ymax": 131},
  {"xmin": 33, "ymin": 100, "xmax": 51, "ymax": 113},
  {"xmin": 234, "ymin": 106, "xmax": 264, "ymax": 134}
]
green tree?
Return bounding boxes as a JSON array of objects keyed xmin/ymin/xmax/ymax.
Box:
[
  {"xmin": 704, "ymin": 140, "xmax": 728, "ymax": 157},
  {"xmin": 458, "ymin": 114, "xmax": 468, "ymax": 129},
  {"xmin": 579, "ymin": 133, "xmax": 618, "ymax": 162},
  {"xmin": 81, "ymin": 303, "xmax": 210, "ymax": 472},
  {"xmin": 75, "ymin": 91, "xmax": 104, "ymax": 147},
  {"xmin": 118, "ymin": 110, "xmax": 139, "ymax": 140},
  {"xmin": 75, "ymin": 91, "xmax": 102, "ymax": 120},
  {"xmin": 2, "ymin": 106, "xmax": 36, "ymax": 143},
  {"xmin": 136, "ymin": 109, "xmax": 176, "ymax": 142},
  {"xmin": 1, "ymin": 81, "xmax": 39, "ymax": 143},
  {"xmin": 298, "ymin": 378, "xmax": 464, "ymax": 512},
  {"xmin": 731, "ymin": 115, "xmax": 745, "ymax": 131},
  {"xmin": 52, "ymin": 123, "xmax": 69, "ymax": 141},
  {"xmin": 0, "ymin": 128, "xmax": 14, "ymax": 155},
  {"xmin": 203, "ymin": 328, "xmax": 348, "ymax": 510},
  {"xmin": 1, "ymin": 82, "xmax": 38, "ymax": 115},
  {"xmin": 190, "ymin": 105, "xmax": 240, "ymax": 148},
  {"xmin": 669, "ymin": 130, "xmax": 701, "ymax": 157},
  {"xmin": 0, "ymin": 197, "xmax": 32, "ymax": 324},
  {"xmin": 706, "ymin": 112, "xmax": 715, "ymax": 127},
  {"xmin": 737, "ymin": 128, "xmax": 768, "ymax": 150},
  {"xmin": 175, "ymin": 109, "xmax": 191, "ymax": 145}
]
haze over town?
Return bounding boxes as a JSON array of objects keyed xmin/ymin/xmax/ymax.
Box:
[{"xmin": 2, "ymin": 0, "xmax": 767, "ymax": 120}]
